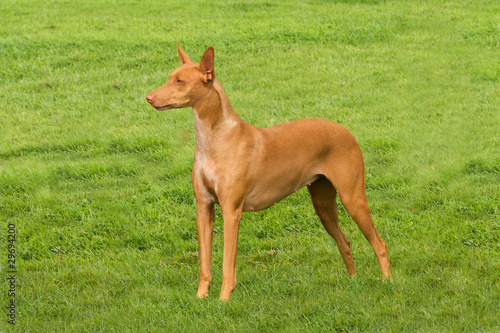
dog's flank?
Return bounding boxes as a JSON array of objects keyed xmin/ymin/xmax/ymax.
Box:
[{"xmin": 146, "ymin": 43, "xmax": 392, "ymax": 300}]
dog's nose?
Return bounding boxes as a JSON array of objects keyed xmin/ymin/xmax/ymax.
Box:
[{"xmin": 146, "ymin": 93, "xmax": 155, "ymax": 104}]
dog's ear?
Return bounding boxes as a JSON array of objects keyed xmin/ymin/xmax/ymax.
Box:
[
  {"xmin": 199, "ymin": 46, "xmax": 215, "ymax": 83},
  {"xmin": 177, "ymin": 41, "xmax": 193, "ymax": 65}
]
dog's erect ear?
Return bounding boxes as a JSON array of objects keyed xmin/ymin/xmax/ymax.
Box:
[
  {"xmin": 177, "ymin": 41, "xmax": 194, "ymax": 65},
  {"xmin": 199, "ymin": 46, "xmax": 215, "ymax": 83}
]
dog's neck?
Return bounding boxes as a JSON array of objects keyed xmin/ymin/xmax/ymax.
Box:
[{"xmin": 192, "ymin": 79, "xmax": 242, "ymax": 152}]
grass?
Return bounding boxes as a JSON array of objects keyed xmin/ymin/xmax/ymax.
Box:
[{"xmin": 1, "ymin": 0, "xmax": 499, "ymax": 331}]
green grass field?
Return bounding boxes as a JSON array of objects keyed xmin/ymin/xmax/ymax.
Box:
[{"xmin": 1, "ymin": 0, "xmax": 499, "ymax": 331}]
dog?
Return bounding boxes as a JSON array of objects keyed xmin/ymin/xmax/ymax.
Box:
[{"xmin": 146, "ymin": 43, "xmax": 392, "ymax": 300}]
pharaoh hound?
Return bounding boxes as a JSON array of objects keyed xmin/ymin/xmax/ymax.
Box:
[{"xmin": 146, "ymin": 43, "xmax": 392, "ymax": 300}]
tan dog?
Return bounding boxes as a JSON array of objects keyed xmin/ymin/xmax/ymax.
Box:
[{"xmin": 146, "ymin": 43, "xmax": 392, "ymax": 300}]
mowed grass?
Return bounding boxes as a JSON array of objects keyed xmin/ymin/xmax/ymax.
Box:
[{"xmin": 1, "ymin": 0, "xmax": 499, "ymax": 331}]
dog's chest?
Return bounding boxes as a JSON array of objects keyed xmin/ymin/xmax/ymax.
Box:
[
  {"xmin": 201, "ymin": 159, "xmax": 218, "ymax": 192},
  {"xmin": 193, "ymin": 151, "xmax": 222, "ymax": 200},
  {"xmin": 195, "ymin": 147, "xmax": 248, "ymax": 203}
]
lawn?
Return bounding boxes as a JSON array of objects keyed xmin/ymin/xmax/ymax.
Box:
[{"xmin": 1, "ymin": 0, "xmax": 499, "ymax": 331}]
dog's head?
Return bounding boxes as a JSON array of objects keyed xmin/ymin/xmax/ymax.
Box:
[{"xmin": 146, "ymin": 42, "xmax": 215, "ymax": 111}]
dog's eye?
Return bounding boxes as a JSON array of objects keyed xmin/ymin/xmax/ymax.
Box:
[{"xmin": 176, "ymin": 79, "xmax": 183, "ymax": 84}]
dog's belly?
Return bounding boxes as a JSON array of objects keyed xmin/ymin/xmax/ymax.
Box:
[
  {"xmin": 241, "ymin": 121, "xmax": 337, "ymax": 212},
  {"xmin": 242, "ymin": 173, "xmax": 321, "ymax": 212}
]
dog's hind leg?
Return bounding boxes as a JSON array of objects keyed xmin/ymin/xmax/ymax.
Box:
[
  {"xmin": 340, "ymin": 191, "xmax": 392, "ymax": 279},
  {"xmin": 331, "ymin": 170, "xmax": 392, "ymax": 279},
  {"xmin": 308, "ymin": 177, "xmax": 356, "ymax": 276}
]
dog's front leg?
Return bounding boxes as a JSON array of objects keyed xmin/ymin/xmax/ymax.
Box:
[
  {"xmin": 219, "ymin": 205, "xmax": 243, "ymax": 300},
  {"xmin": 195, "ymin": 202, "xmax": 215, "ymax": 298}
]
